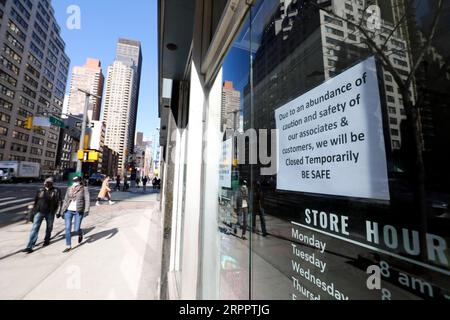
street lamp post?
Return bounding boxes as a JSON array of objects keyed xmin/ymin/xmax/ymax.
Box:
[{"xmin": 76, "ymin": 89, "xmax": 101, "ymax": 174}]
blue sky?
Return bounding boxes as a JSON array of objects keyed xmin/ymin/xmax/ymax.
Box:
[{"xmin": 52, "ymin": 0, "xmax": 159, "ymax": 143}]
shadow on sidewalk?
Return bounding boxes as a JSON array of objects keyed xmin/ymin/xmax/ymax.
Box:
[
  {"xmin": 85, "ymin": 228, "xmax": 118, "ymax": 243},
  {"xmin": 74, "ymin": 228, "xmax": 119, "ymax": 250},
  {"xmin": 0, "ymin": 226, "xmax": 96, "ymax": 260}
]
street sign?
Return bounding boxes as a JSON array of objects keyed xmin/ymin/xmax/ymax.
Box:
[{"xmin": 49, "ymin": 116, "xmax": 65, "ymax": 128}]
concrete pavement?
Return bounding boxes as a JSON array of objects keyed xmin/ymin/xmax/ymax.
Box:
[{"xmin": 0, "ymin": 190, "xmax": 162, "ymax": 300}]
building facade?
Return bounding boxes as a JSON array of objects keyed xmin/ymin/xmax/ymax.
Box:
[
  {"xmin": 101, "ymin": 145, "xmax": 119, "ymax": 178},
  {"xmin": 143, "ymin": 140, "xmax": 154, "ymax": 177},
  {"xmin": 66, "ymin": 58, "xmax": 104, "ymax": 121},
  {"xmin": 135, "ymin": 131, "xmax": 144, "ymax": 147},
  {"xmin": 158, "ymin": 0, "xmax": 450, "ymax": 300},
  {"xmin": 133, "ymin": 143, "xmax": 146, "ymax": 179},
  {"xmin": 133, "ymin": 131, "xmax": 148, "ymax": 178},
  {"xmin": 221, "ymin": 81, "xmax": 240, "ymax": 131},
  {"xmin": 103, "ymin": 39, "xmax": 142, "ymax": 175},
  {"xmin": 0, "ymin": 0, "xmax": 70, "ymax": 173}
]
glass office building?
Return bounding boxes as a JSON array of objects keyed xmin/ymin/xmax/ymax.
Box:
[{"xmin": 158, "ymin": 0, "xmax": 450, "ymax": 300}]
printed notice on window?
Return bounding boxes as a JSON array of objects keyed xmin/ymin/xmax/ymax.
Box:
[{"xmin": 275, "ymin": 56, "xmax": 390, "ymax": 200}]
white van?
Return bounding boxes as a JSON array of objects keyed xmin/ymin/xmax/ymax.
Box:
[{"xmin": 0, "ymin": 161, "xmax": 40, "ymax": 183}]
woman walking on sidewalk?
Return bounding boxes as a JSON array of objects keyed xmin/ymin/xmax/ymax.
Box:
[
  {"xmin": 59, "ymin": 176, "xmax": 90, "ymax": 253},
  {"xmin": 96, "ymin": 177, "xmax": 115, "ymax": 206}
]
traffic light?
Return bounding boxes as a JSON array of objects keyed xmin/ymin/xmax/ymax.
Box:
[
  {"xmin": 77, "ymin": 150, "xmax": 89, "ymax": 161},
  {"xmin": 24, "ymin": 117, "xmax": 33, "ymax": 130},
  {"xmin": 77, "ymin": 150, "xmax": 100, "ymax": 162}
]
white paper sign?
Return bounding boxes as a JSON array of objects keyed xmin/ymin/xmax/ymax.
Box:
[
  {"xmin": 275, "ymin": 56, "xmax": 390, "ymax": 200},
  {"xmin": 219, "ymin": 139, "xmax": 232, "ymax": 188}
]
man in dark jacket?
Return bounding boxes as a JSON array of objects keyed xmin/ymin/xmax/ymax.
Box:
[
  {"xmin": 123, "ymin": 175, "xmax": 129, "ymax": 191},
  {"xmin": 142, "ymin": 176, "xmax": 148, "ymax": 192},
  {"xmin": 23, "ymin": 178, "xmax": 61, "ymax": 253},
  {"xmin": 115, "ymin": 175, "xmax": 121, "ymax": 191}
]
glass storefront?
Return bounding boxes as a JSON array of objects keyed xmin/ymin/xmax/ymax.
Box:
[{"xmin": 211, "ymin": 0, "xmax": 450, "ymax": 300}]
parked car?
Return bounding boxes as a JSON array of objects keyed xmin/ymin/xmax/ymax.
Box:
[{"xmin": 88, "ymin": 173, "xmax": 106, "ymax": 186}]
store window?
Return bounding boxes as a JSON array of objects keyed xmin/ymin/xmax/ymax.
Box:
[
  {"xmin": 211, "ymin": 0, "xmax": 450, "ymax": 300},
  {"xmin": 215, "ymin": 14, "xmax": 251, "ymax": 300}
]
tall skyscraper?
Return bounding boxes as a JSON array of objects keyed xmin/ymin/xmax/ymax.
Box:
[
  {"xmin": 66, "ymin": 58, "xmax": 104, "ymax": 121},
  {"xmin": 135, "ymin": 131, "xmax": 144, "ymax": 147},
  {"xmin": 0, "ymin": 0, "xmax": 70, "ymax": 173},
  {"xmin": 103, "ymin": 39, "xmax": 142, "ymax": 174},
  {"xmin": 221, "ymin": 81, "xmax": 240, "ymax": 131}
]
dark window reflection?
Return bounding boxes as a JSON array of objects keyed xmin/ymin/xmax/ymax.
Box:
[{"xmin": 218, "ymin": 0, "xmax": 450, "ymax": 300}]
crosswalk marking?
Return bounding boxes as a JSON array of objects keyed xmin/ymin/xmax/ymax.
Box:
[
  {"xmin": 0, "ymin": 197, "xmax": 16, "ymax": 202},
  {"xmin": 0, "ymin": 198, "xmax": 33, "ymax": 207},
  {"xmin": 0, "ymin": 187, "xmax": 105, "ymax": 216},
  {"xmin": 0, "ymin": 201, "xmax": 34, "ymax": 213}
]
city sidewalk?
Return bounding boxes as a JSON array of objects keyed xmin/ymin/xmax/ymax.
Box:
[{"xmin": 0, "ymin": 191, "xmax": 162, "ymax": 300}]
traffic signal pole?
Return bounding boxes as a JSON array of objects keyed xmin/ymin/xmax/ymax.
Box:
[
  {"xmin": 76, "ymin": 89, "xmax": 101, "ymax": 175},
  {"xmin": 76, "ymin": 92, "xmax": 90, "ymax": 174}
]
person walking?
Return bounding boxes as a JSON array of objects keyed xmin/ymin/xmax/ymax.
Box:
[
  {"xmin": 115, "ymin": 175, "xmax": 121, "ymax": 191},
  {"xmin": 135, "ymin": 177, "xmax": 140, "ymax": 189},
  {"xmin": 236, "ymin": 180, "xmax": 249, "ymax": 240},
  {"xmin": 252, "ymin": 181, "xmax": 268, "ymax": 237},
  {"xmin": 123, "ymin": 175, "xmax": 129, "ymax": 191},
  {"xmin": 59, "ymin": 176, "xmax": 90, "ymax": 253},
  {"xmin": 23, "ymin": 178, "xmax": 61, "ymax": 253},
  {"xmin": 96, "ymin": 177, "xmax": 115, "ymax": 206},
  {"xmin": 142, "ymin": 176, "xmax": 148, "ymax": 192}
]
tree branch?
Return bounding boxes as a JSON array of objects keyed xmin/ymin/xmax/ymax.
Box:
[
  {"xmin": 309, "ymin": 0, "xmax": 407, "ymax": 92},
  {"xmin": 405, "ymin": 0, "xmax": 444, "ymax": 89}
]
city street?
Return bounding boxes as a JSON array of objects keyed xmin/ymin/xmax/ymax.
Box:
[{"xmin": 0, "ymin": 188, "xmax": 162, "ymax": 300}]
